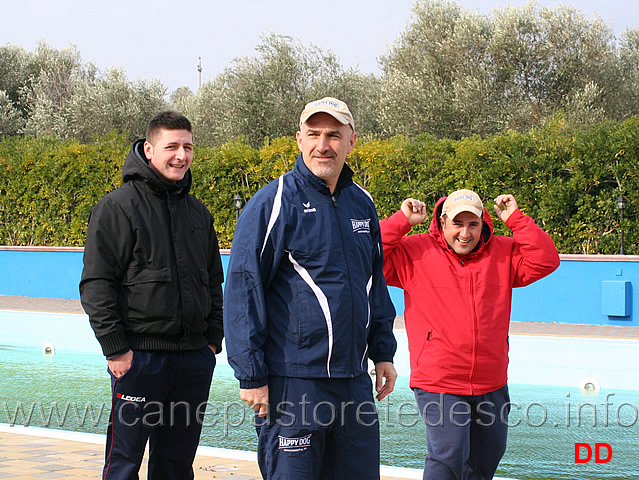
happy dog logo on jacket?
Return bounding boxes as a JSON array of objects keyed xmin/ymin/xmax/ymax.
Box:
[
  {"xmin": 351, "ymin": 218, "xmax": 371, "ymax": 234},
  {"xmin": 278, "ymin": 434, "xmax": 312, "ymax": 452}
]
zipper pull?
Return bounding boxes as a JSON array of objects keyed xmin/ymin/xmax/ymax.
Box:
[{"xmin": 331, "ymin": 195, "xmax": 338, "ymax": 207}]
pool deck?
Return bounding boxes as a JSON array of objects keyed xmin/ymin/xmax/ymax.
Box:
[
  {"xmin": 3, "ymin": 294, "xmax": 639, "ymax": 339},
  {"xmin": 0, "ymin": 424, "xmax": 423, "ymax": 480},
  {"xmin": 2, "ymin": 295, "xmax": 639, "ymax": 479}
]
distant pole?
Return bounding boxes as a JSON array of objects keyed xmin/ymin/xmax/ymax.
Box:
[
  {"xmin": 197, "ymin": 57, "xmax": 202, "ymax": 91},
  {"xmin": 618, "ymin": 195, "xmax": 627, "ymax": 255}
]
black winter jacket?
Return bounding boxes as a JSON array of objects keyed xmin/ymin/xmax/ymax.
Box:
[{"xmin": 80, "ymin": 139, "xmax": 224, "ymax": 358}]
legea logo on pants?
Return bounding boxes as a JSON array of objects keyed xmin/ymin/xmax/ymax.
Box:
[
  {"xmin": 278, "ymin": 434, "xmax": 312, "ymax": 452},
  {"xmin": 116, "ymin": 392, "xmax": 146, "ymax": 403}
]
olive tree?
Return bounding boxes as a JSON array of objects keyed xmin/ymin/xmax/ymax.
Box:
[
  {"xmin": 490, "ymin": 3, "xmax": 619, "ymax": 128},
  {"xmin": 181, "ymin": 33, "xmax": 383, "ymax": 147},
  {"xmin": 378, "ymin": 0, "xmax": 496, "ymax": 139},
  {"xmin": 0, "ymin": 91, "xmax": 24, "ymax": 136},
  {"xmin": 2, "ymin": 42, "xmax": 166, "ymax": 142},
  {"xmin": 379, "ymin": 0, "xmax": 626, "ymax": 139},
  {"xmin": 66, "ymin": 68, "xmax": 168, "ymax": 142},
  {"xmin": 20, "ymin": 42, "xmax": 94, "ymax": 138},
  {"xmin": 0, "ymin": 44, "xmax": 31, "ymax": 118},
  {"xmin": 617, "ymin": 28, "xmax": 639, "ymax": 117}
]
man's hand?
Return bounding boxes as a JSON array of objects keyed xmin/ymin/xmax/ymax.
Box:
[
  {"xmin": 107, "ymin": 350, "xmax": 133, "ymax": 378},
  {"xmin": 400, "ymin": 198, "xmax": 428, "ymax": 226},
  {"xmin": 208, "ymin": 344, "xmax": 217, "ymax": 354},
  {"xmin": 240, "ymin": 386, "xmax": 269, "ymax": 417},
  {"xmin": 493, "ymin": 194, "xmax": 519, "ymax": 223},
  {"xmin": 374, "ymin": 361, "xmax": 397, "ymax": 401}
]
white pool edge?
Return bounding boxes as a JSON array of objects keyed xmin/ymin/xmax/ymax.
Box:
[{"xmin": 0, "ymin": 423, "xmax": 522, "ymax": 479}]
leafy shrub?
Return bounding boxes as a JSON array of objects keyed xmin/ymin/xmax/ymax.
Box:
[{"xmin": 0, "ymin": 117, "xmax": 637, "ymax": 253}]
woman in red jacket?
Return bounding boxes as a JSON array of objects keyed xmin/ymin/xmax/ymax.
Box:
[{"xmin": 380, "ymin": 189, "xmax": 560, "ymax": 480}]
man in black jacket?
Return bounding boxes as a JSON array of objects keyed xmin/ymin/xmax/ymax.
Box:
[{"xmin": 80, "ymin": 111, "xmax": 224, "ymax": 480}]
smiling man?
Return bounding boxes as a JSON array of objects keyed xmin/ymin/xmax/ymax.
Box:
[
  {"xmin": 380, "ymin": 189, "xmax": 560, "ymax": 480},
  {"xmin": 144, "ymin": 126, "xmax": 193, "ymax": 182},
  {"xmin": 80, "ymin": 111, "xmax": 224, "ymax": 480},
  {"xmin": 224, "ymin": 97, "xmax": 397, "ymax": 480}
]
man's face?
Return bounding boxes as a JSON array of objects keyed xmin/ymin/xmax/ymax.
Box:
[
  {"xmin": 296, "ymin": 113, "xmax": 356, "ymax": 192},
  {"xmin": 442, "ymin": 211, "xmax": 483, "ymax": 255},
  {"xmin": 144, "ymin": 128, "xmax": 193, "ymax": 183}
]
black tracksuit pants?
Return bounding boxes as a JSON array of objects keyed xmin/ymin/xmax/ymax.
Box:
[{"xmin": 102, "ymin": 347, "xmax": 216, "ymax": 480}]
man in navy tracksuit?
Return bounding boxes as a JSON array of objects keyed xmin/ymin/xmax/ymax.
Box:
[
  {"xmin": 224, "ymin": 97, "xmax": 398, "ymax": 479},
  {"xmin": 80, "ymin": 112, "xmax": 224, "ymax": 479}
]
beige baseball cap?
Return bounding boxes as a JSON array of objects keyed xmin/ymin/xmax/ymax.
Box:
[
  {"xmin": 299, "ymin": 97, "xmax": 355, "ymax": 131},
  {"xmin": 441, "ymin": 189, "xmax": 484, "ymax": 220}
]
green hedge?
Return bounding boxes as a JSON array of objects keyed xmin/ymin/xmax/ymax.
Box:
[{"xmin": 1, "ymin": 116, "xmax": 637, "ymax": 253}]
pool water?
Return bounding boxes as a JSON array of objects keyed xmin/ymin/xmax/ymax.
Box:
[{"xmin": 1, "ymin": 346, "xmax": 638, "ymax": 479}]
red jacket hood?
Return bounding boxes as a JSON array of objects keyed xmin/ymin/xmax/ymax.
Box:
[{"xmin": 429, "ymin": 195, "xmax": 494, "ymax": 257}]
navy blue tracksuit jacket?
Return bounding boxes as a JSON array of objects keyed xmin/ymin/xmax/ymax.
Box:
[{"xmin": 224, "ymin": 155, "xmax": 397, "ymax": 388}]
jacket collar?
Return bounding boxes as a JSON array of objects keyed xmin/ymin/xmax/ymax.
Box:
[{"xmin": 293, "ymin": 153, "xmax": 354, "ymax": 195}]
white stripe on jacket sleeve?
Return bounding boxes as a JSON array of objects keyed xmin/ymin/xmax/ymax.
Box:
[
  {"xmin": 260, "ymin": 175, "xmax": 284, "ymax": 259},
  {"xmin": 361, "ymin": 275, "xmax": 373, "ymax": 370}
]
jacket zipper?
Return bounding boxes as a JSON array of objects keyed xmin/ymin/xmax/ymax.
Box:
[
  {"xmin": 166, "ymin": 192, "xmax": 186, "ymax": 340},
  {"xmin": 331, "ymin": 192, "xmax": 357, "ymax": 377},
  {"xmin": 463, "ymin": 256, "xmax": 478, "ymax": 393}
]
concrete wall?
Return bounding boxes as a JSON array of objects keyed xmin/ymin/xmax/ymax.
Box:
[{"xmin": 1, "ymin": 247, "xmax": 638, "ymax": 326}]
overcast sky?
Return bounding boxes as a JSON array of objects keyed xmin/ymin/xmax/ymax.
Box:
[{"xmin": 1, "ymin": 0, "xmax": 637, "ymax": 94}]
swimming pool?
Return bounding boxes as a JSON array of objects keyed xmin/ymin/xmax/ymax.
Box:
[{"xmin": 2, "ymin": 310, "xmax": 638, "ymax": 479}]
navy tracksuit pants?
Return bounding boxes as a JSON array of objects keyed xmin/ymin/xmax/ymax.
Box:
[
  {"xmin": 256, "ymin": 373, "xmax": 381, "ymax": 480},
  {"xmin": 103, "ymin": 347, "xmax": 216, "ymax": 480},
  {"xmin": 414, "ymin": 384, "xmax": 510, "ymax": 480}
]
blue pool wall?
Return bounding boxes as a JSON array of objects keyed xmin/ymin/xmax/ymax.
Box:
[
  {"xmin": 1, "ymin": 247, "xmax": 639, "ymax": 327},
  {"xmin": 1, "ymin": 247, "xmax": 638, "ymax": 391}
]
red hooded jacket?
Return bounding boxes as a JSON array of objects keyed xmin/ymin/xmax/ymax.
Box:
[{"xmin": 380, "ymin": 197, "xmax": 560, "ymax": 395}]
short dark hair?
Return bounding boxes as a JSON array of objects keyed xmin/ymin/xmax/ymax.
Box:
[{"xmin": 146, "ymin": 111, "xmax": 192, "ymax": 144}]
